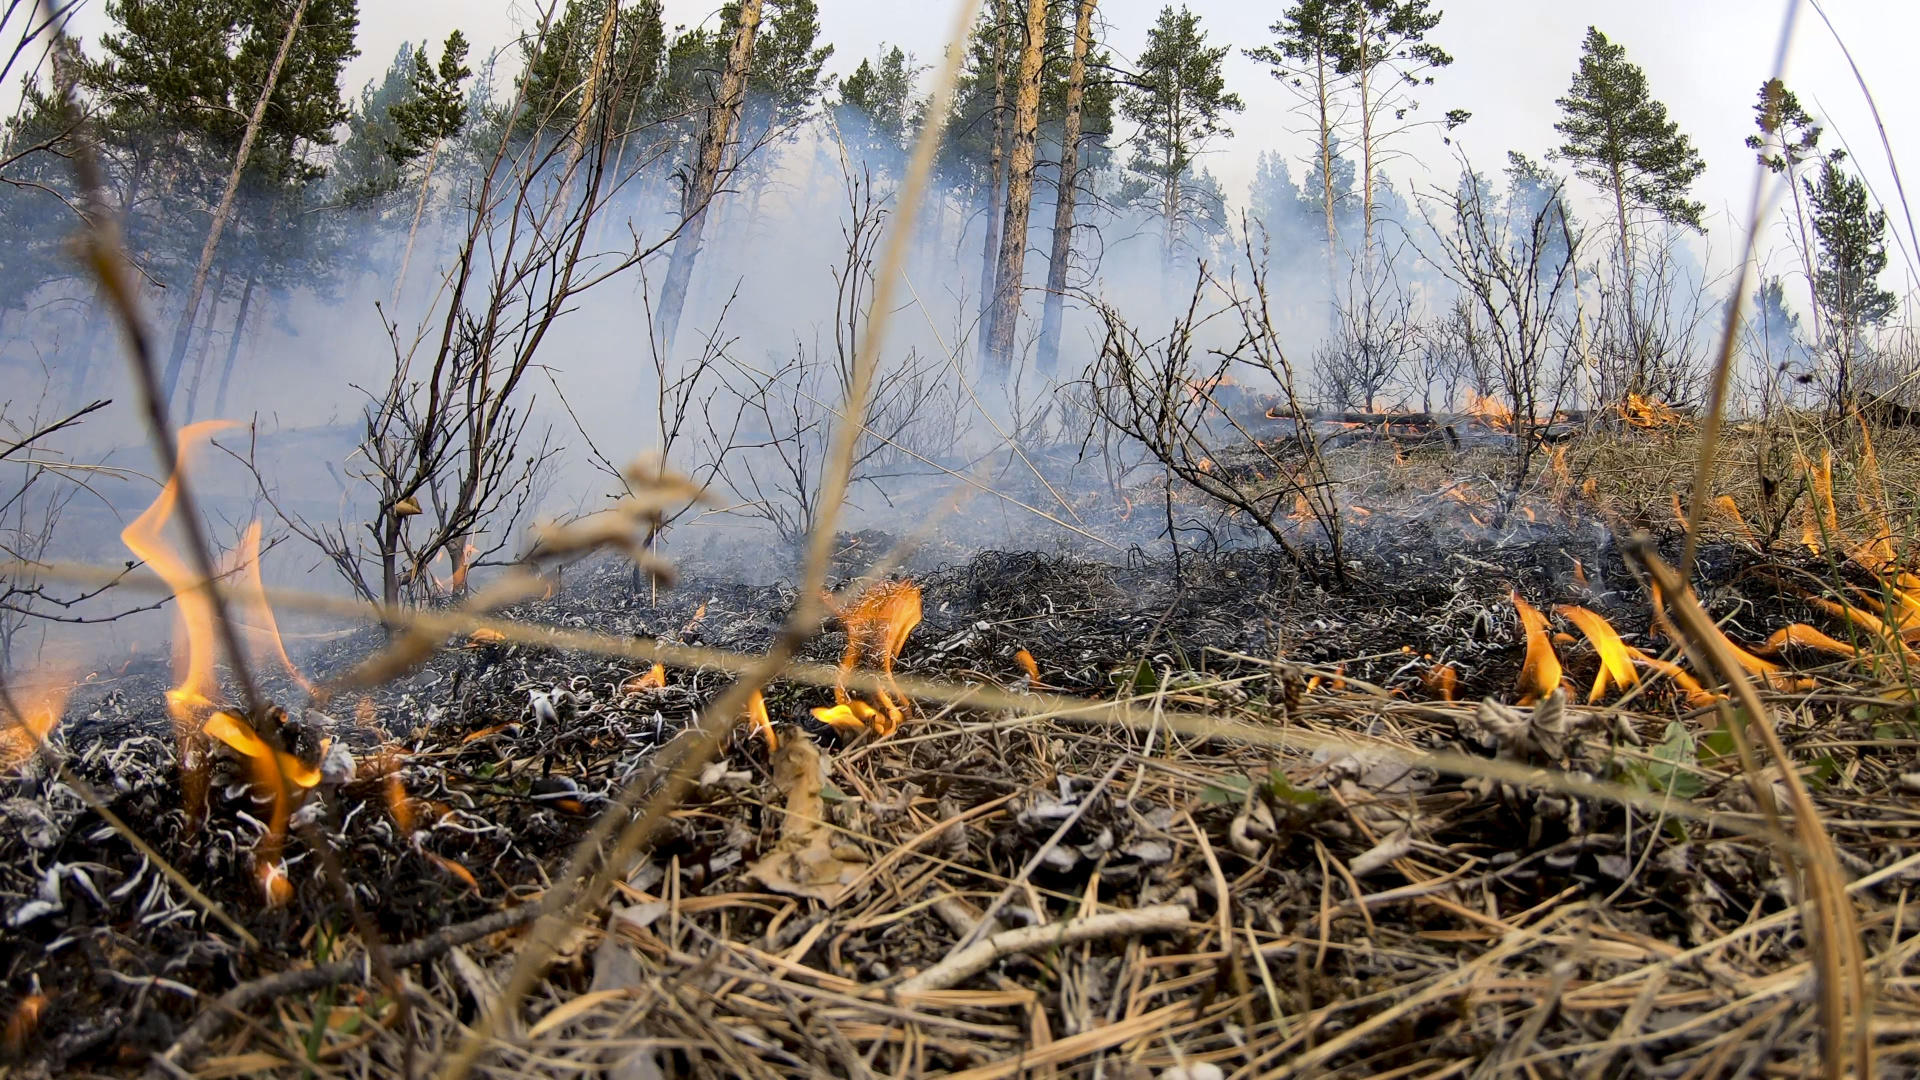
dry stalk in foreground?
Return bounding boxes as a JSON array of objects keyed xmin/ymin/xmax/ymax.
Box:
[
  {"xmin": 433, "ymin": 3, "xmax": 983, "ymax": 1076},
  {"xmin": 1636, "ymin": 541, "xmax": 1868, "ymax": 1080}
]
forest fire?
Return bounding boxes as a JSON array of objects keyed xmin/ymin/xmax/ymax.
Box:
[{"xmin": 7, "ymin": 0, "xmax": 1920, "ymax": 1073}]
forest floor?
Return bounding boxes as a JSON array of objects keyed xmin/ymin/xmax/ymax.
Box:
[{"xmin": 8, "ymin": 423, "xmax": 1920, "ymax": 1078}]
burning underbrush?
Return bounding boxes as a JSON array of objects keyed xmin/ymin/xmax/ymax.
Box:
[{"xmin": 7, "ymin": 416, "xmax": 1920, "ymax": 1077}]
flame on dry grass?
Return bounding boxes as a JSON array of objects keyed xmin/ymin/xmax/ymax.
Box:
[
  {"xmin": 1420, "ymin": 662, "xmax": 1457, "ymax": 702},
  {"xmin": 745, "ymin": 690, "xmax": 776, "ymax": 751},
  {"xmin": 1557, "ymin": 605, "xmax": 1638, "ymax": 704},
  {"xmin": 622, "ymin": 663, "xmax": 667, "ymax": 693},
  {"xmin": 1619, "ymin": 393, "xmax": 1684, "ymax": 430},
  {"xmin": 1465, "ymin": 391, "xmax": 1513, "ymax": 432},
  {"xmin": 121, "ymin": 421, "xmax": 322, "ymax": 902},
  {"xmin": 224, "ymin": 521, "xmax": 311, "ymax": 694},
  {"xmin": 1650, "ymin": 583, "xmax": 1810, "ymax": 693},
  {"xmin": 120, "ymin": 421, "xmax": 240, "ymax": 754},
  {"xmin": 1511, "ymin": 592, "xmax": 1563, "ymax": 705},
  {"xmin": 1014, "ymin": 648, "xmax": 1041, "ymax": 685},
  {"xmin": 0, "ymin": 673, "xmax": 73, "ymax": 775},
  {"xmin": 815, "ymin": 580, "xmax": 923, "ymax": 738}
]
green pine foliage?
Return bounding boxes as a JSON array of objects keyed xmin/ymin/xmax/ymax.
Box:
[
  {"xmin": 1553, "ymin": 26, "xmax": 1705, "ymax": 233},
  {"xmin": 1121, "ymin": 5, "xmax": 1242, "ymax": 254},
  {"xmin": 1808, "ymin": 150, "xmax": 1897, "ymax": 338}
]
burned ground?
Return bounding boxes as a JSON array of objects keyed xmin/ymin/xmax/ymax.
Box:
[{"xmin": 7, "ymin": 513, "xmax": 1919, "ymax": 1078}]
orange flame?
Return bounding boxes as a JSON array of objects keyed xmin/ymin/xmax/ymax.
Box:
[
  {"xmin": 623, "ymin": 663, "xmax": 667, "ymax": 693},
  {"xmin": 1014, "ymin": 648, "xmax": 1041, "ymax": 685},
  {"xmin": 1619, "ymin": 393, "xmax": 1683, "ymax": 430},
  {"xmin": 223, "ymin": 521, "xmax": 311, "ymax": 694},
  {"xmin": 1510, "ymin": 592, "xmax": 1562, "ymax": 704},
  {"xmin": 1465, "ymin": 392, "xmax": 1513, "ymax": 432},
  {"xmin": 1557, "ymin": 605, "xmax": 1638, "ymax": 704},
  {"xmin": 822, "ymin": 580, "xmax": 922, "ymax": 738},
  {"xmin": 1420, "ymin": 663, "xmax": 1457, "ymax": 702},
  {"xmin": 121, "ymin": 421, "xmax": 245, "ymax": 821},
  {"xmin": 0, "ymin": 671, "xmax": 73, "ymax": 775},
  {"xmin": 1757, "ymin": 624, "xmax": 1860, "ymax": 659},
  {"xmin": 121, "ymin": 421, "xmax": 240, "ymax": 743},
  {"xmin": 1649, "ymin": 582, "xmax": 1810, "ymax": 693},
  {"xmin": 745, "ymin": 689, "xmax": 776, "ymax": 750},
  {"xmin": 449, "ymin": 541, "xmax": 478, "ymax": 592}
]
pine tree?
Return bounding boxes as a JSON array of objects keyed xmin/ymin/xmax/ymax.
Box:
[
  {"xmin": 1553, "ymin": 26, "xmax": 1703, "ymax": 397},
  {"xmin": 655, "ymin": 0, "xmax": 761, "ymax": 353},
  {"xmin": 839, "ymin": 46, "xmax": 916, "ymax": 157},
  {"xmin": 1504, "ymin": 151, "xmax": 1576, "ymax": 284},
  {"xmin": 1246, "ymin": 1, "xmax": 1348, "ymax": 319},
  {"xmin": 386, "ymin": 31, "xmax": 472, "ymax": 309},
  {"xmin": 983, "ymin": 0, "xmax": 1049, "ymax": 374},
  {"xmin": 330, "ymin": 43, "xmax": 421, "ymax": 204},
  {"xmin": 1035, "ymin": 0, "xmax": 1097, "ymax": 374},
  {"xmin": 1745, "ymin": 78, "xmax": 1825, "ymax": 346},
  {"xmin": 1122, "ymin": 5, "xmax": 1242, "ymax": 266},
  {"xmin": 1807, "ymin": 149, "xmax": 1896, "ymax": 406},
  {"xmin": 117, "ymin": 0, "xmax": 361, "ymax": 406},
  {"xmin": 1336, "ymin": 0, "xmax": 1465, "ymax": 261},
  {"xmin": 745, "ymin": 0, "xmax": 831, "ymax": 134},
  {"xmin": 1553, "ymin": 26, "xmax": 1705, "ymax": 252}
]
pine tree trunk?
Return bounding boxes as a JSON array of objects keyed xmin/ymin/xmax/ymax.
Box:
[
  {"xmin": 1609, "ymin": 160, "xmax": 1642, "ymax": 397},
  {"xmin": 390, "ymin": 140, "xmax": 442, "ymax": 313},
  {"xmin": 64, "ymin": 283, "xmax": 108, "ymax": 406},
  {"xmin": 984, "ymin": 0, "xmax": 1048, "ymax": 376},
  {"xmin": 181, "ymin": 265, "xmax": 228, "ymax": 421},
  {"xmin": 655, "ymin": 0, "xmax": 763, "ymax": 356},
  {"xmin": 158, "ymin": 0, "xmax": 310, "ymax": 408},
  {"xmin": 1315, "ymin": 46, "xmax": 1338, "ymax": 333},
  {"xmin": 213, "ymin": 274, "xmax": 257, "ymax": 418},
  {"xmin": 976, "ymin": 0, "xmax": 1010, "ymax": 363},
  {"xmin": 1356, "ymin": 13, "xmax": 1375, "ymax": 263},
  {"xmin": 556, "ymin": 0, "xmax": 622, "ymax": 211},
  {"xmin": 1035, "ymin": 0, "xmax": 1096, "ymax": 376}
]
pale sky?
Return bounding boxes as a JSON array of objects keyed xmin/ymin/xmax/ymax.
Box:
[{"xmin": 57, "ymin": 0, "xmax": 1920, "ymax": 292}]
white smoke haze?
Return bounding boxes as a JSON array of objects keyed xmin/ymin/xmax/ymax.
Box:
[{"xmin": 2, "ymin": 0, "xmax": 1918, "ymax": 672}]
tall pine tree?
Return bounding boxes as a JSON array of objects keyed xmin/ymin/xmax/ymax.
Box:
[
  {"xmin": 1807, "ymin": 150, "xmax": 1895, "ymax": 406},
  {"xmin": 1554, "ymin": 27, "xmax": 1704, "ymax": 252},
  {"xmin": 1553, "ymin": 26, "xmax": 1703, "ymax": 398},
  {"xmin": 1122, "ymin": 6, "xmax": 1242, "ymax": 267}
]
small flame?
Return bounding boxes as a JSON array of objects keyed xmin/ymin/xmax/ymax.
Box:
[
  {"xmin": 623, "ymin": 664, "xmax": 667, "ymax": 693},
  {"xmin": 1557, "ymin": 605, "xmax": 1638, "ymax": 704},
  {"xmin": 1757, "ymin": 624, "xmax": 1859, "ymax": 659},
  {"xmin": 1465, "ymin": 391, "xmax": 1513, "ymax": 431},
  {"xmin": 428, "ymin": 852, "xmax": 479, "ymax": 894},
  {"xmin": 258, "ymin": 861, "xmax": 293, "ymax": 908},
  {"xmin": 1511, "ymin": 592, "xmax": 1563, "ymax": 705},
  {"xmin": 1014, "ymin": 648, "xmax": 1041, "ymax": 684},
  {"xmin": 0, "ymin": 672, "xmax": 73, "ymax": 775},
  {"xmin": 1712, "ymin": 496, "xmax": 1757, "ymax": 546},
  {"xmin": 827, "ymin": 580, "xmax": 923, "ymax": 738},
  {"xmin": 1420, "ymin": 663, "xmax": 1457, "ymax": 702},
  {"xmin": 1649, "ymin": 582, "xmax": 1810, "ymax": 693},
  {"xmin": 3, "ymin": 990, "xmax": 46, "ymax": 1055},
  {"xmin": 449, "ymin": 541, "xmax": 478, "ymax": 592},
  {"xmin": 745, "ymin": 689, "xmax": 776, "ymax": 750},
  {"xmin": 121, "ymin": 421, "xmax": 241, "ymax": 748},
  {"xmin": 1625, "ymin": 646, "xmax": 1716, "ymax": 708},
  {"xmin": 1619, "ymin": 393, "xmax": 1683, "ymax": 430},
  {"xmin": 224, "ymin": 521, "xmax": 312, "ymax": 694}
]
